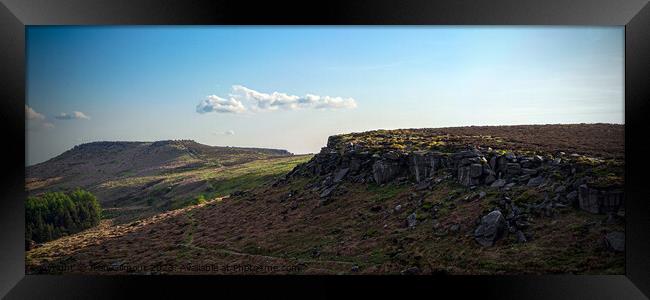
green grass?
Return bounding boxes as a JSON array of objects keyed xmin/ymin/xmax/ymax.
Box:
[
  {"xmin": 366, "ymin": 183, "xmax": 408, "ymax": 202},
  {"xmin": 202, "ymin": 155, "xmax": 313, "ymax": 198},
  {"xmin": 101, "ymin": 155, "xmax": 312, "ymax": 192}
]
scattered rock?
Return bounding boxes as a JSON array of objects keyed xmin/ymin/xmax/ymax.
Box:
[
  {"xmin": 474, "ymin": 210, "xmax": 506, "ymax": 247},
  {"xmin": 604, "ymin": 231, "xmax": 625, "ymax": 252},
  {"xmin": 407, "ymin": 212, "xmax": 417, "ymax": 228},
  {"xmin": 490, "ymin": 179, "xmax": 507, "ymax": 188},
  {"xmin": 401, "ymin": 267, "xmax": 421, "ymax": 275},
  {"xmin": 319, "ymin": 185, "xmax": 337, "ymax": 199},
  {"xmin": 527, "ymin": 176, "xmax": 544, "ymax": 187}
]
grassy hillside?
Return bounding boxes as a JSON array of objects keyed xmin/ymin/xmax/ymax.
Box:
[{"xmin": 26, "ymin": 140, "xmax": 302, "ymax": 223}]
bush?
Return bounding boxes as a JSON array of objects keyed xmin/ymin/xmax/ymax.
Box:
[
  {"xmin": 170, "ymin": 194, "xmax": 207, "ymax": 210},
  {"xmin": 26, "ymin": 189, "xmax": 101, "ymax": 244},
  {"xmin": 195, "ymin": 194, "xmax": 207, "ymax": 205}
]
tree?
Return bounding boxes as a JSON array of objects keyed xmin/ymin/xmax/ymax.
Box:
[{"xmin": 25, "ymin": 189, "xmax": 102, "ymax": 245}]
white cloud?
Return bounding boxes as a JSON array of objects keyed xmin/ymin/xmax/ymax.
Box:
[
  {"xmin": 231, "ymin": 85, "xmax": 357, "ymax": 111},
  {"xmin": 73, "ymin": 111, "xmax": 91, "ymax": 119},
  {"xmin": 212, "ymin": 130, "xmax": 235, "ymax": 136},
  {"xmin": 55, "ymin": 111, "xmax": 91, "ymax": 120},
  {"xmin": 26, "ymin": 105, "xmax": 55, "ymax": 130},
  {"xmin": 196, "ymin": 95, "xmax": 246, "ymax": 114},
  {"xmin": 25, "ymin": 105, "xmax": 45, "ymax": 120}
]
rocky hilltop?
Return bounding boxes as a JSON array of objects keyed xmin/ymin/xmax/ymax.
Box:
[{"xmin": 287, "ymin": 124, "xmax": 624, "ymax": 248}]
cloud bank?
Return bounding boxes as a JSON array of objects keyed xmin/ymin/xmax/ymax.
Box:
[
  {"xmin": 54, "ymin": 111, "xmax": 91, "ymax": 120},
  {"xmin": 196, "ymin": 95, "xmax": 246, "ymax": 114},
  {"xmin": 196, "ymin": 85, "xmax": 357, "ymax": 114}
]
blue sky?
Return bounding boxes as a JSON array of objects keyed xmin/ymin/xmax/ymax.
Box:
[{"xmin": 26, "ymin": 26, "xmax": 624, "ymax": 165}]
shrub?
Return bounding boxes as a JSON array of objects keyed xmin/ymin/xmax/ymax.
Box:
[
  {"xmin": 26, "ymin": 189, "xmax": 101, "ymax": 244},
  {"xmin": 194, "ymin": 194, "xmax": 207, "ymax": 205}
]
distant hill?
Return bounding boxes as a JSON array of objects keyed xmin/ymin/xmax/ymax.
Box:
[
  {"xmin": 26, "ymin": 140, "xmax": 299, "ymax": 222},
  {"xmin": 27, "ymin": 124, "xmax": 625, "ymax": 275}
]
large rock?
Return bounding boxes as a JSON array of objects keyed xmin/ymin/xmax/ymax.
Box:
[
  {"xmin": 489, "ymin": 156, "xmax": 497, "ymax": 170},
  {"xmin": 506, "ymin": 163, "xmax": 522, "ymax": 176},
  {"xmin": 333, "ymin": 168, "xmax": 350, "ymax": 183},
  {"xmin": 527, "ymin": 176, "xmax": 544, "ymax": 187},
  {"xmin": 490, "ymin": 179, "xmax": 507, "ymax": 188},
  {"xmin": 452, "ymin": 149, "xmax": 481, "ymax": 160},
  {"xmin": 495, "ymin": 156, "xmax": 508, "ymax": 175},
  {"xmin": 604, "ymin": 231, "xmax": 625, "ymax": 252},
  {"xmin": 566, "ymin": 190, "xmax": 578, "ymax": 205},
  {"xmin": 578, "ymin": 184, "xmax": 624, "ymax": 214},
  {"xmin": 319, "ymin": 185, "xmax": 337, "ymax": 198},
  {"xmin": 474, "ymin": 210, "xmax": 506, "ymax": 247},
  {"xmin": 469, "ymin": 164, "xmax": 483, "ymax": 178},
  {"xmin": 485, "ymin": 174, "xmax": 496, "ymax": 185},
  {"xmin": 521, "ymin": 168, "xmax": 538, "ymax": 176},
  {"xmin": 349, "ymin": 159, "xmax": 361, "ymax": 174},
  {"xmin": 372, "ymin": 160, "xmax": 401, "ymax": 184},
  {"xmin": 408, "ymin": 152, "xmax": 441, "ymax": 183},
  {"xmin": 458, "ymin": 165, "xmax": 480, "ymax": 186},
  {"xmin": 383, "ymin": 151, "xmax": 401, "ymax": 160}
]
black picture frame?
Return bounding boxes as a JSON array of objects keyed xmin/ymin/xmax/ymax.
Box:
[{"xmin": 1, "ymin": 0, "xmax": 649, "ymax": 298}]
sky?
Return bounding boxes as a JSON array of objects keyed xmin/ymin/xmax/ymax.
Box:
[{"xmin": 26, "ymin": 26, "xmax": 624, "ymax": 166}]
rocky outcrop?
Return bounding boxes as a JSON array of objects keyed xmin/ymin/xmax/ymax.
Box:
[
  {"xmin": 287, "ymin": 135, "xmax": 623, "ymax": 215},
  {"xmin": 578, "ymin": 185, "xmax": 624, "ymax": 214},
  {"xmin": 373, "ymin": 159, "xmax": 402, "ymax": 184},
  {"xmin": 408, "ymin": 151, "xmax": 446, "ymax": 183}
]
